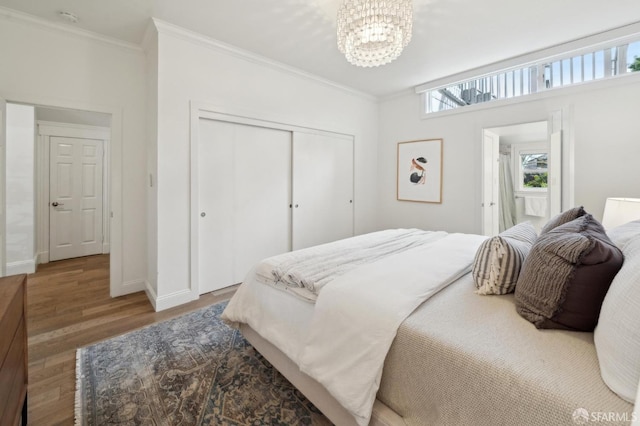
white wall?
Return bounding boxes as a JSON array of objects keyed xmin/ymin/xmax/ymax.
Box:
[
  {"xmin": 6, "ymin": 103, "xmax": 35, "ymax": 274},
  {"xmin": 0, "ymin": 12, "xmax": 147, "ymax": 292},
  {"xmin": 378, "ymin": 76, "xmax": 640, "ymax": 234},
  {"xmin": 149, "ymin": 21, "xmax": 379, "ymax": 310}
]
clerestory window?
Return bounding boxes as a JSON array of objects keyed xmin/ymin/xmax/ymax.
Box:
[{"xmin": 421, "ymin": 38, "xmax": 640, "ymax": 115}]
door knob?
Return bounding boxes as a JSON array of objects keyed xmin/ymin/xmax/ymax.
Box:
[{"xmin": 51, "ymin": 202, "xmax": 63, "ymax": 207}]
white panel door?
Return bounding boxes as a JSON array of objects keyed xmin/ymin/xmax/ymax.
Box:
[
  {"xmin": 549, "ymin": 131, "xmax": 562, "ymax": 217},
  {"xmin": 292, "ymin": 132, "xmax": 354, "ymax": 250},
  {"xmin": 198, "ymin": 119, "xmax": 291, "ymax": 294},
  {"xmin": 50, "ymin": 137, "xmax": 103, "ymax": 261},
  {"xmin": 0, "ymin": 98, "xmax": 5, "ymax": 276},
  {"xmin": 482, "ymin": 130, "xmax": 500, "ymax": 236}
]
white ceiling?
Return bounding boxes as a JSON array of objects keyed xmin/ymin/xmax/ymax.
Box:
[{"xmin": 2, "ymin": 0, "xmax": 640, "ymax": 96}]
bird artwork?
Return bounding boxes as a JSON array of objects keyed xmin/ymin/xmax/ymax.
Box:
[{"xmin": 409, "ymin": 157, "xmax": 427, "ymax": 184}]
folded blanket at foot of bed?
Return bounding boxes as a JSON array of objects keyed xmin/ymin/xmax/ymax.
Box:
[{"xmin": 253, "ymin": 228, "xmax": 448, "ymax": 301}]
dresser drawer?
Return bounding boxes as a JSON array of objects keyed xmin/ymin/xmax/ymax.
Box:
[
  {"xmin": 0, "ymin": 274, "xmax": 27, "ymax": 426},
  {"xmin": 0, "ymin": 319, "xmax": 26, "ymax": 421},
  {"xmin": 0, "ymin": 284, "xmax": 22, "ymax": 366}
]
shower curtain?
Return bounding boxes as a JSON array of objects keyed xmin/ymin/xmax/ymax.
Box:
[{"xmin": 499, "ymin": 153, "xmax": 516, "ymax": 232}]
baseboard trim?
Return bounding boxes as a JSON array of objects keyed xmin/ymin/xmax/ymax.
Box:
[
  {"xmin": 37, "ymin": 251, "xmax": 49, "ymax": 264},
  {"xmin": 144, "ymin": 281, "xmax": 158, "ymax": 311},
  {"xmin": 152, "ymin": 288, "xmax": 197, "ymax": 312},
  {"xmin": 110, "ymin": 279, "xmax": 146, "ymax": 298},
  {"xmin": 6, "ymin": 257, "xmax": 37, "ymax": 275}
]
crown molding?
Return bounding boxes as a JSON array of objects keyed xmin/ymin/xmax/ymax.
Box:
[
  {"xmin": 378, "ymin": 87, "xmax": 415, "ymax": 103},
  {"xmin": 0, "ymin": 6, "xmax": 143, "ymax": 53},
  {"xmin": 151, "ymin": 18, "xmax": 377, "ymax": 102}
]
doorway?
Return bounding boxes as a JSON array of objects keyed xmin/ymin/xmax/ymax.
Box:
[
  {"xmin": 482, "ymin": 119, "xmax": 562, "ymax": 236},
  {"xmin": 3, "ymin": 103, "xmax": 111, "ymax": 275}
]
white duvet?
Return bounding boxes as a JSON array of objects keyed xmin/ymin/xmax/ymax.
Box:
[{"xmin": 222, "ymin": 231, "xmax": 487, "ymax": 425}]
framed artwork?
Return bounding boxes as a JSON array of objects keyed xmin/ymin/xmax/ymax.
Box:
[{"xmin": 397, "ymin": 138, "xmax": 443, "ymax": 203}]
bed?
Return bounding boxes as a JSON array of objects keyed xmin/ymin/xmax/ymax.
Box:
[{"xmin": 221, "ymin": 223, "xmax": 638, "ymax": 425}]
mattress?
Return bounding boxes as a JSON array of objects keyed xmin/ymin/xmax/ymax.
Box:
[{"xmin": 379, "ymin": 273, "xmax": 634, "ymax": 426}]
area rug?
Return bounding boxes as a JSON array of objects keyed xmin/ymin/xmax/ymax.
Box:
[{"xmin": 75, "ymin": 302, "xmax": 331, "ymax": 425}]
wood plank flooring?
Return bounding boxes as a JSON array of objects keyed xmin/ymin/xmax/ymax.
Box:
[{"xmin": 26, "ymin": 255, "xmax": 235, "ymax": 425}]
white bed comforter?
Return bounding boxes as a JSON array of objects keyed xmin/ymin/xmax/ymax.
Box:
[{"xmin": 222, "ymin": 231, "xmax": 487, "ymax": 425}]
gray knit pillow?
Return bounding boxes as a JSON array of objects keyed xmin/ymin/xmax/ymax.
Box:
[
  {"xmin": 515, "ymin": 214, "xmax": 623, "ymax": 331},
  {"xmin": 540, "ymin": 206, "xmax": 586, "ymax": 234},
  {"xmin": 472, "ymin": 222, "xmax": 538, "ymax": 295}
]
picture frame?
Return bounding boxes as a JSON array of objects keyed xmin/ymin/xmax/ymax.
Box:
[{"xmin": 397, "ymin": 138, "xmax": 443, "ymax": 203}]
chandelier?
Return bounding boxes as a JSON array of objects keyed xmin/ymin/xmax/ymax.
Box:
[{"xmin": 337, "ymin": 0, "xmax": 413, "ymax": 67}]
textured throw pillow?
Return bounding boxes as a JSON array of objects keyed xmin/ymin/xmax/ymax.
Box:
[
  {"xmin": 514, "ymin": 214, "xmax": 623, "ymax": 331},
  {"xmin": 540, "ymin": 206, "xmax": 586, "ymax": 234},
  {"xmin": 472, "ymin": 222, "xmax": 537, "ymax": 295},
  {"xmin": 595, "ymin": 221, "xmax": 640, "ymax": 403}
]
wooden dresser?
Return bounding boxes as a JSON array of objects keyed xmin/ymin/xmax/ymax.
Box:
[{"xmin": 0, "ymin": 274, "xmax": 28, "ymax": 426}]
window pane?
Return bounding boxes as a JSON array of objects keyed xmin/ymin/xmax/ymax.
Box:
[
  {"xmin": 552, "ymin": 61, "xmax": 562, "ymax": 87},
  {"xmin": 514, "ymin": 70, "xmax": 521, "ymax": 96},
  {"xmin": 572, "ymin": 56, "xmax": 582, "ymax": 83},
  {"xmin": 521, "ymin": 153, "xmax": 548, "ymax": 188},
  {"xmin": 583, "ymin": 53, "xmax": 594, "ymax": 81},
  {"xmin": 491, "ymin": 75, "xmax": 498, "ymax": 98},
  {"xmin": 506, "ymin": 71, "xmax": 513, "ymax": 97},
  {"xmin": 562, "ymin": 58, "xmax": 572, "ymax": 85},
  {"xmin": 543, "ymin": 64, "xmax": 552, "ymax": 88},
  {"xmin": 594, "ymin": 50, "xmax": 605, "ymax": 79},
  {"xmin": 428, "ymin": 91, "xmax": 438, "ymax": 112},
  {"xmin": 628, "ymin": 41, "xmax": 640, "ymax": 72}
]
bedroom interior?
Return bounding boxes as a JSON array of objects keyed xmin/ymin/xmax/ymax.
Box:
[{"xmin": 1, "ymin": 0, "xmax": 640, "ymax": 425}]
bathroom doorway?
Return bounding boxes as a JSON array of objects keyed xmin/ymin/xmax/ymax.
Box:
[{"xmin": 482, "ymin": 120, "xmax": 562, "ymax": 236}]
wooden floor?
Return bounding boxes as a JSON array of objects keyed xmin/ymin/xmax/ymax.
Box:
[{"xmin": 26, "ymin": 254, "xmax": 235, "ymax": 425}]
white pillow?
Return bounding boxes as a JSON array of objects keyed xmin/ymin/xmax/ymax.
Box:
[
  {"xmin": 594, "ymin": 223, "xmax": 640, "ymax": 403},
  {"xmin": 607, "ymin": 219, "xmax": 640, "ymax": 251}
]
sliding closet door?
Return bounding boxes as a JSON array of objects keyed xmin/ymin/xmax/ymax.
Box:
[
  {"xmin": 197, "ymin": 119, "xmax": 291, "ymax": 294},
  {"xmin": 292, "ymin": 132, "xmax": 354, "ymax": 250}
]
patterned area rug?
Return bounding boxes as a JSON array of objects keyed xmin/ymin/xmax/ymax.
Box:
[{"xmin": 75, "ymin": 302, "xmax": 332, "ymax": 425}]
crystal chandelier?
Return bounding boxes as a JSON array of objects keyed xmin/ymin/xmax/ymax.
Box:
[{"xmin": 337, "ymin": 0, "xmax": 413, "ymax": 67}]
